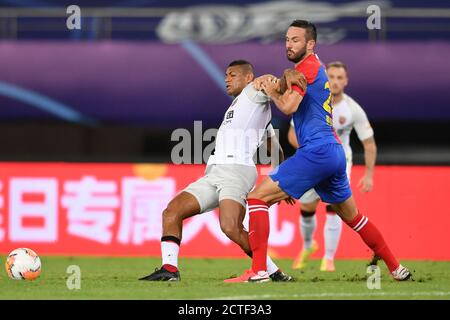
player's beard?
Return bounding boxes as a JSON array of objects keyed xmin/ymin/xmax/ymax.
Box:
[{"xmin": 287, "ymin": 46, "xmax": 307, "ymax": 63}]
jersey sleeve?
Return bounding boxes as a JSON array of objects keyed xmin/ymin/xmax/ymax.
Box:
[
  {"xmin": 291, "ymin": 54, "xmax": 321, "ymax": 97},
  {"xmin": 244, "ymin": 83, "xmax": 270, "ymax": 104},
  {"xmin": 349, "ymin": 97, "xmax": 374, "ymax": 141},
  {"xmin": 291, "ymin": 84, "xmax": 306, "ymax": 96}
]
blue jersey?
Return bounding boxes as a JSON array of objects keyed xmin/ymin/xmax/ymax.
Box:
[{"xmin": 291, "ymin": 54, "xmax": 339, "ymax": 148}]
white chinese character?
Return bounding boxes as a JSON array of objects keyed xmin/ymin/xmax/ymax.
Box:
[
  {"xmin": 9, "ymin": 178, "xmax": 58, "ymax": 242},
  {"xmin": 117, "ymin": 177, "xmax": 175, "ymax": 245},
  {"xmin": 0, "ymin": 181, "xmax": 4, "ymax": 241},
  {"xmin": 62, "ymin": 176, "xmax": 119, "ymax": 244}
]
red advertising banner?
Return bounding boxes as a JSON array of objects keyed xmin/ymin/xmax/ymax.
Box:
[{"xmin": 0, "ymin": 162, "xmax": 449, "ymax": 260}]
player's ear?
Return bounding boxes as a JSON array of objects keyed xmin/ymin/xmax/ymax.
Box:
[
  {"xmin": 344, "ymin": 75, "xmax": 349, "ymax": 87},
  {"xmin": 247, "ymin": 72, "xmax": 254, "ymax": 84},
  {"xmin": 306, "ymin": 39, "xmax": 315, "ymax": 51}
]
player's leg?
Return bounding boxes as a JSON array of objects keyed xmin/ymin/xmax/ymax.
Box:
[
  {"xmin": 292, "ymin": 191, "xmax": 320, "ymax": 269},
  {"xmin": 218, "ymin": 199, "xmax": 251, "ymax": 255},
  {"xmin": 248, "ymin": 175, "xmax": 292, "ymax": 205},
  {"xmin": 219, "ymin": 198, "xmax": 293, "ymax": 282},
  {"xmin": 316, "ymin": 145, "xmax": 411, "ymax": 280},
  {"xmin": 139, "ymin": 191, "xmax": 200, "ymax": 281},
  {"xmin": 331, "ymin": 197, "xmax": 411, "ymax": 280},
  {"xmin": 227, "ymin": 148, "xmax": 327, "ymax": 282},
  {"xmin": 321, "ymin": 160, "xmax": 351, "ymax": 271},
  {"xmin": 245, "ymin": 176, "xmax": 291, "ymax": 278},
  {"xmin": 243, "ymin": 150, "xmax": 317, "ymax": 277},
  {"xmin": 223, "ymin": 176, "xmax": 290, "ymax": 282},
  {"xmin": 140, "ymin": 171, "xmax": 218, "ymax": 281},
  {"xmin": 217, "ymin": 163, "xmax": 293, "ymax": 282},
  {"xmin": 162, "ymin": 191, "xmax": 201, "ymax": 240},
  {"xmin": 321, "ymin": 204, "xmax": 342, "ymax": 272}
]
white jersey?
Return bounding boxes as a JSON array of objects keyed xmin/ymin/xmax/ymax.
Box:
[
  {"xmin": 290, "ymin": 93, "xmax": 373, "ymax": 163},
  {"xmin": 207, "ymin": 83, "xmax": 274, "ymax": 167},
  {"xmin": 332, "ymin": 94, "xmax": 374, "ymax": 162}
]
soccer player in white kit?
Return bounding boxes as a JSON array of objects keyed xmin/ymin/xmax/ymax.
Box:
[
  {"xmin": 288, "ymin": 61, "xmax": 377, "ymax": 272},
  {"xmin": 139, "ymin": 60, "xmax": 304, "ymax": 282}
]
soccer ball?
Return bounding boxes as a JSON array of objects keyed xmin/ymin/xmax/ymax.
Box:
[{"xmin": 5, "ymin": 248, "xmax": 41, "ymax": 281}]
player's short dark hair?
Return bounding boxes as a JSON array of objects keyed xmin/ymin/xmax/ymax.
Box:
[
  {"xmin": 228, "ymin": 60, "xmax": 254, "ymax": 74},
  {"xmin": 326, "ymin": 61, "xmax": 348, "ymax": 73},
  {"xmin": 289, "ymin": 20, "xmax": 317, "ymax": 42}
]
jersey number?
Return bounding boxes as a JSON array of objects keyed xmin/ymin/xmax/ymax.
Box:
[{"xmin": 323, "ymin": 81, "xmax": 333, "ymax": 126}]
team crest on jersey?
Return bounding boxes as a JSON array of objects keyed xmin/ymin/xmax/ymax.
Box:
[{"xmin": 226, "ymin": 110, "xmax": 234, "ymax": 120}]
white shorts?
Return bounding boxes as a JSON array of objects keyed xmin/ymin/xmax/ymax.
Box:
[
  {"xmin": 183, "ymin": 164, "xmax": 257, "ymax": 213},
  {"xmin": 299, "ymin": 160, "xmax": 352, "ymax": 204}
]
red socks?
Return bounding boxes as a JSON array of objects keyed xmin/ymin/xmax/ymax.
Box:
[
  {"xmin": 247, "ymin": 198, "xmax": 399, "ymax": 274},
  {"xmin": 346, "ymin": 212, "xmax": 399, "ymax": 272},
  {"xmin": 162, "ymin": 264, "xmax": 178, "ymax": 272},
  {"xmin": 247, "ymin": 198, "xmax": 270, "ymax": 273}
]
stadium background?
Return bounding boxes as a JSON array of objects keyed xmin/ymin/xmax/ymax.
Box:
[{"xmin": 0, "ymin": 0, "xmax": 449, "ymax": 262}]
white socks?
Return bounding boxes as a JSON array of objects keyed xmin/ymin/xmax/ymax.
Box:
[
  {"xmin": 300, "ymin": 211, "xmax": 342, "ymax": 260},
  {"xmin": 162, "ymin": 239, "xmax": 279, "ymax": 275},
  {"xmin": 267, "ymin": 255, "xmax": 279, "ymax": 275},
  {"xmin": 161, "ymin": 241, "xmax": 179, "ymax": 268},
  {"xmin": 324, "ymin": 214, "xmax": 342, "ymax": 260},
  {"xmin": 300, "ymin": 214, "xmax": 317, "ymax": 249}
]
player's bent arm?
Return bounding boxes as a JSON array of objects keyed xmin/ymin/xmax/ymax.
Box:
[
  {"xmin": 269, "ymin": 90, "xmax": 303, "ymax": 116},
  {"xmin": 361, "ymin": 136, "xmax": 377, "ymax": 178},
  {"xmin": 253, "ymin": 74, "xmax": 276, "ymax": 91},
  {"xmin": 287, "ymin": 125, "xmax": 299, "ymax": 149},
  {"xmin": 283, "ymin": 69, "xmax": 307, "ymax": 93}
]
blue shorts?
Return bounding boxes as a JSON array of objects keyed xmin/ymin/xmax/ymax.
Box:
[{"xmin": 270, "ymin": 143, "xmax": 352, "ymax": 204}]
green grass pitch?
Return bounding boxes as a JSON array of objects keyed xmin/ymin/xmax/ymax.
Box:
[{"xmin": 1, "ymin": 256, "xmax": 449, "ymax": 300}]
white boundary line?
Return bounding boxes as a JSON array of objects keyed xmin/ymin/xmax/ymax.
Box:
[{"xmin": 206, "ymin": 291, "xmax": 450, "ymax": 300}]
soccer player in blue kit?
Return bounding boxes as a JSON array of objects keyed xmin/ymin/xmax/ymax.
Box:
[{"xmin": 225, "ymin": 20, "xmax": 411, "ymax": 283}]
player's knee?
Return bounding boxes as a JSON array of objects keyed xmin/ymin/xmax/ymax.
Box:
[
  {"xmin": 247, "ymin": 189, "xmax": 260, "ymax": 200},
  {"xmin": 220, "ymin": 220, "xmax": 240, "ymax": 241},
  {"xmin": 300, "ymin": 208, "xmax": 316, "ymax": 217},
  {"xmin": 247, "ymin": 190, "xmax": 271, "ymax": 204},
  {"xmin": 301, "ymin": 202, "xmax": 318, "ymax": 215},
  {"xmin": 162, "ymin": 203, "xmax": 181, "ymax": 224}
]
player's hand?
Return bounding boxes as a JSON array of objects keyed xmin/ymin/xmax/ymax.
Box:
[
  {"xmin": 260, "ymin": 77, "xmax": 280, "ymax": 97},
  {"xmin": 284, "ymin": 196, "xmax": 296, "ymax": 206},
  {"xmin": 253, "ymin": 74, "xmax": 276, "ymax": 91},
  {"xmin": 283, "ymin": 69, "xmax": 307, "ymax": 93},
  {"xmin": 358, "ymin": 175, "xmax": 373, "ymax": 193}
]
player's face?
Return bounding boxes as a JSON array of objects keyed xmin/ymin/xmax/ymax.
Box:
[
  {"xmin": 225, "ymin": 66, "xmax": 252, "ymax": 97},
  {"xmin": 286, "ymin": 27, "xmax": 312, "ymax": 63},
  {"xmin": 327, "ymin": 66, "xmax": 348, "ymax": 96}
]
